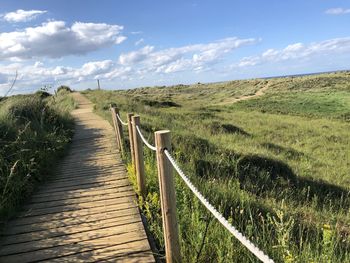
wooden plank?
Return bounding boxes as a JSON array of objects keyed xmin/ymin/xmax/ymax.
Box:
[
  {"xmin": 3, "ymin": 208, "xmax": 140, "ymax": 236},
  {"xmin": 31, "ymin": 179, "xmax": 130, "ymax": 198},
  {"xmin": 0, "ymin": 223, "xmax": 144, "ymax": 255},
  {"xmin": 59, "ymin": 153, "xmax": 118, "ymax": 164},
  {"xmin": 29, "ymin": 184, "xmax": 132, "ymax": 203},
  {"xmin": 31, "ymin": 182, "xmax": 131, "ymax": 200},
  {"xmin": 34, "ymin": 177, "xmax": 129, "ymax": 194},
  {"xmin": 55, "ymin": 165, "xmax": 125, "ymax": 177},
  {"xmin": 18, "ymin": 195, "xmax": 136, "ymax": 218},
  {"xmin": 1, "ymin": 215, "xmax": 143, "ymax": 245},
  {"xmin": 66, "ymin": 144, "xmax": 115, "ymax": 152},
  {"xmin": 0, "ymin": 230, "xmax": 148, "ymax": 263},
  {"xmin": 42, "ymin": 169, "xmax": 127, "ymax": 183},
  {"xmin": 23, "ymin": 188, "xmax": 135, "ymax": 210},
  {"xmin": 46, "ymin": 243, "xmax": 154, "ymax": 263},
  {"xmin": 37, "ymin": 174, "xmax": 127, "ymax": 190},
  {"xmin": 58, "ymin": 160, "xmax": 123, "ymax": 169},
  {"xmin": 8, "ymin": 203, "xmax": 138, "ymax": 227}
]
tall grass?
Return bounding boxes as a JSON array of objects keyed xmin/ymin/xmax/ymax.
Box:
[
  {"xmin": 83, "ymin": 71, "xmax": 350, "ymax": 262},
  {"xmin": 0, "ymin": 90, "xmax": 75, "ymax": 223}
]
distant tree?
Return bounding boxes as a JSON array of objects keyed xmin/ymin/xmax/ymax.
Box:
[{"xmin": 57, "ymin": 85, "xmax": 73, "ymax": 93}]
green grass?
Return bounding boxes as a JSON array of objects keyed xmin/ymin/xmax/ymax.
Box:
[
  {"xmin": 231, "ymin": 91, "xmax": 350, "ymax": 120},
  {"xmin": 83, "ymin": 71, "xmax": 350, "ymax": 262},
  {"xmin": 0, "ymin": 89, "xmax": 75, "ymax": 223}
]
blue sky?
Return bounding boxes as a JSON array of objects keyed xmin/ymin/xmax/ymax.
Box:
[{"xmin": 0, "ymin": 0, "xmax": 350, "ymax": 94}]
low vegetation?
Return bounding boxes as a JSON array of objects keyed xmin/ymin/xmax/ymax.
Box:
[
  {"xmin": 0, "ymin": 89, "xmax": 75, "ymax": 223},
  {"xmin": 83, "ymin": 71, "xmax": 350, "ymax": 262}
]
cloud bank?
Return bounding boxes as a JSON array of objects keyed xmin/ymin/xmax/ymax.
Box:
[
  {"xmin": 0, "ymin": 21, "xmax": 126, "ymax": 60},
  {"xmin": 119, "ymin": 37, "xmax": 258, "ymax": 73},
  {"xmin": 236, "ymin": 37, "xmax": 350, "ymax": 68},
  {"xmin": 1, "ymin": 35, "xmax": 350, "ymax": 95}
]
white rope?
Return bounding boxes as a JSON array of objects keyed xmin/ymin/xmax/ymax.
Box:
[
  {"xmin": 164, "ymin": 150, "xmax": 274, "ymax": 263},
  {"xmin": 116, "ymin": 114, "xmax": 128, "ymax": 126},
  {"xmin": 136, "ymin": 125, "xmax": 157, "ymax": 151}
]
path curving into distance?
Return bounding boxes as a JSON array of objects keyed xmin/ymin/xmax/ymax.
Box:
[{"xmin": 217, "ymin": 83, "xmax": 270, "ymax": 105}]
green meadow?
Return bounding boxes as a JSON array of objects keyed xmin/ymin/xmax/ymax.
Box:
[{"xmin": 84, "ymin": 71, "xmax": 350, "ymax": 262}]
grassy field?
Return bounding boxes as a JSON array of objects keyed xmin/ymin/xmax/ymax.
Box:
[
  {"xmin": 0, "ymin": 88, "xmax": 75, "ymax": 223},
  {"xmin": 83, "ymin": 71, "xmax": 350, "ymax": 262}
]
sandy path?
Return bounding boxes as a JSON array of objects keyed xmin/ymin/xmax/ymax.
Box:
[{"xmin": 216, "ymin": 83, "xmax": 270, "ymax": 105}]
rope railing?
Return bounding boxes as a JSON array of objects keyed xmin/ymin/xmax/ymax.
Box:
[
  {"xmin": 135, "ymin": 125, "xmax": 157, "ymax": 151},
  {"xmin": 116, "ymin": 113, "xmax": 128, "ymax": 126},
  {"xmin": 164, "ymin": 149, "xmax": 274, "ymax": 263},
  {"xmin": 110, "ymin": 106, "xmax": 274, "ymax": 263}
]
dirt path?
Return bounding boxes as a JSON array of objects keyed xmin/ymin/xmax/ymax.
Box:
[{"xmin": 217, "ymin": 83, "xmax": 270, "ymax": 105}]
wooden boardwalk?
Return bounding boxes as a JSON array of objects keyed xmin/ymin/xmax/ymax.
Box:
[{"xmin": 0, "ymin": 93, "xmax": 155, "ymax": 262}]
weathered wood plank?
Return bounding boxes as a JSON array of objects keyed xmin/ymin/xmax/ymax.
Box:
[
  {"xmin": 2, "ymin": 208, "xmax": 140, "ymax": 236},
  {"xmin": 33, "ymin": 177, "xmax": 129, "ymax": 194},
  {"xmin": 1, "ymin": 216, "xmax": 143, "ymax": 245},
  {"xmin": 31, "ymin": 182, "xmax": 131, "ymax": 200},
  {"xmin": 18, "ymin": 195, "xmax": 137, "ymax": 218},
  {"xmin": 29, "ymin": 184, "xmax": 132, "ymax": 203},
  {"xmin": 46, "ymin": 244, "xmax": 155, "ymax": 263},
  {"xmin": 23, "ymin": 188, "xmax": 135, "ymax": 210},
  {"xmin": 0, "ymin": 230, "xmax": 148, "ymax": 262},
  {"xmin": 8, "ymin": 203, "xmax": 138, "ymax": 227}
]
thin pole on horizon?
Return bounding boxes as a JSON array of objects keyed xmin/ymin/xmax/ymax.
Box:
[{"xmin": 4, "ymin": 71, "xmax": 18, "ymax": 97}]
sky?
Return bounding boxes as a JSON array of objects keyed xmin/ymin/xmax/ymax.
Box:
[{"xmin": 0, "ymin": 0, "xmax": 350, "ymax": 95}]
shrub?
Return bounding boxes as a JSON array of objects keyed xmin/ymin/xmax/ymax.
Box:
[
  {"xmin": 57, "ymin": 85, "xmax": 73, "ymax": 93},
  {"xmin": 141, "ymin": 99, "xmax": 181, "ymax": 108},
  {"xmin": 35, "ymin": 90, "xmax": 51, "ymax": 99}
]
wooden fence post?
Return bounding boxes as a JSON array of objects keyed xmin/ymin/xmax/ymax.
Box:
[
  {"xmin": 155, "ymin": 130, "xmax": 181, "ymax": 263},
  {"xmin": 131, "ymin": 115, "xmax": 146, "ymax": 196},
  {"xmin": 127, "ymin": 113, "xmax": 136, "ymax": 170},
  {"xmin": 115, "ymin": 108, "xmax": 125, "ymax": 156},
  {"xmin": 110, "ymin": 106, "xmax": 121, "ymax": 150}
]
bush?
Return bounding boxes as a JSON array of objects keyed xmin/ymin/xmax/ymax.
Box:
[
  {"xmin": 35, "ymin": 90, "xmax": 51, "ymax": 99},
  {"xmin": 141, "ymin": 99, "xmax": 181, "ymax": 108},
  {"xmin": 57, "ymin": 85, "xmax": 73, "ymax": 93}
]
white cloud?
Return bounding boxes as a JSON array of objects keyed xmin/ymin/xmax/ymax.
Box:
[
  {"xmin": 0, "ymin": 21, "xmax": 126, "ymax": 60},
  {"xmin": 135, "ymin": 38, "xmax": 144, "ymax": 46},
  {"xmin": 115, "ymin": 36, "xmax": 127, "ymax": 44},
  {"xmin": 325, "ymin": 8, "xmax": 350, "ymax": 15},
  {"xmin": 119, "ymin": 37, "xmax": 258, "ymax": 73},
  {"xmin": 236, "ymin": 37, "xmax": 350, "ymax": 68},
  {"xmin": 77, "ymin": 60, "xmax": 115, "ymax": 79},
  {"xmin": 119, "ymin": 45, "xmax": 155, "ymax": 65},
  {"xmin": 2, "ymin": 9, "xmax": 46, "ymax": 23},
  {"xmin": 103, "ymin": 67, "xmax": 132, "ymax": 79}
]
